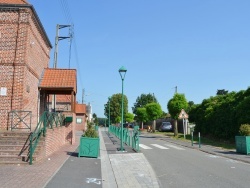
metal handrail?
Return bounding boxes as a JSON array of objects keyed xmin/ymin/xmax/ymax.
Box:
[{"xmin": 29, "ymin": 111, "xmax": 65, "ymax": 165}]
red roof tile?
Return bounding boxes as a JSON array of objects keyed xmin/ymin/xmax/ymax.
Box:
[
  {"xmin": 0, "ymin": 0, "xmax": 28, "ymax": 4},
  {"xmin": 75, "ymin": 103, "xmax": 86, "ymax": 114},
  {"xmin": 39, "ymin": 68, "xmax": 77, "ymax": 93}
]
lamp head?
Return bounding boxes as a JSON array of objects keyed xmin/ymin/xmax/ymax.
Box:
[{"xmin": 119, "ymin": 66, "xmax": 127, "ymax": 80}]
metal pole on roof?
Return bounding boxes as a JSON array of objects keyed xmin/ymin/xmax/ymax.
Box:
[
  {"xmin": 52, "ymin": 24, "xmax": 71, "ymax": 112},
  {"xmin": 53, "ymin": 24, "xmax": 71, "ymax": 69}
]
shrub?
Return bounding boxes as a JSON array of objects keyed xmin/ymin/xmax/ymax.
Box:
[
  {"xmin": 83, "ymin": 122, "xmax": 98, "ymax": 138},
  {"xmin": 239, "ymin": 124, "xmax": 250, "ymax": 136}
]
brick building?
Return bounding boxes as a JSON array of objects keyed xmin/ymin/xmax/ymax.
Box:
[
  {"xmin": 0, "ymin": 0, "xmax": 52, "ymax": 130},
  {"xmin": 75, "ymin": 103, "xmax": 87, "ymax": 131}
]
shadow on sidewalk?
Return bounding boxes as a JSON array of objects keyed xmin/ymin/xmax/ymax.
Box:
[
  {"xmin": 66, "ymin": 151, "xmax": 78, "ymax": 157},
  {"xmin": 216, "ymin": 150, "xmax": 243, "ymax": 155}
]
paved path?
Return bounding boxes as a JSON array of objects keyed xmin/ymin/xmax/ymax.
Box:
[
  {"xmin": 0, "ymin": 128, "xmax": 249, "ymax": 188},
  {"xmin": 0, "ymin": 133, "xmax": 81, "ymax": 188},
  {"xmin": 100, "ymin": 128, "xmax": 159, "ymax": 188}
]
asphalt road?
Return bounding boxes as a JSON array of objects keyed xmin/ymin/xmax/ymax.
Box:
[{"xmin": 139, "ymin": 134, "xmax": 250, "ymax": 188}]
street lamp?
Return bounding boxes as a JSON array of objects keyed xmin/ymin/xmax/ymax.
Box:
[
  {"xmin": 119, "ymin": 66, "xmax": 127, "ymax": 151},
  {"xmin": 108, "ymin": 97, "xmax": 111, "ymax": 132}
]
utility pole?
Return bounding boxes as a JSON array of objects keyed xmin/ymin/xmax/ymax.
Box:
[
  {"xmin": 52, "ymin": 24, "xmax": 72, "ymax": 112},
  {"xmin": 53, "ymin": 24, "xmax": 72, "ymax": 68},
  {"xmin": 175, "ymin": 86, "xmax": 178, "ymax": 94},
  {"xmin": 82, "ymin": 89, "xmax": 85, "ymax": 104}
]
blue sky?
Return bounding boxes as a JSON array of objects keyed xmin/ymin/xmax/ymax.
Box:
[{"xmin": 29, "ymin": 0, "xmax": 250, "ymax": 117}]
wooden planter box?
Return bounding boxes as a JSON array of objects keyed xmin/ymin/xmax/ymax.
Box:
[
  {"xmin": 235, "ymin": 136, "xmax": 250, "ymax": 155},
  {"xmin": 78, "ymin": 137, "xmax": 100, "ymax": 158}
]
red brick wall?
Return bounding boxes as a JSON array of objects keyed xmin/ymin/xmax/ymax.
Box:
[
  {"xmin": 0, "ymin": 8, "xmax": 51, "ymax": 130},
  {"xmin": 44, "ymin": 112, "xmax": 76, "ymax": 157},
  {"xmin": 64, "ymin": 112, "xmax": 76, "ymax": 144},
  {"xmin": 44, "ymin": 126, "xmax": 66, "ymax": 157},
  {"xmin": 75, "ymin": 114, "xmax": 87, "ymax": 131}
]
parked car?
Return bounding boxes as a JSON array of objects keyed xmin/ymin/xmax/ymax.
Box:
[
  {"xmin": 123, "ymin": 123, "xmax": 135, "ymax": 128},
  {"xmin": 158, "ymin": 122, "xmax": 173, "ymax": 132}
]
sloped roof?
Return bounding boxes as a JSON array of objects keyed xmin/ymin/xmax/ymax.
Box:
[
  {"xmin": 0, "ymin": 0, "xmax": 28, "ymax": 4},
  {"xmin": 39, "ymin": 68, "xmax": 77, "ymax": 94},
  {"xmin": 75, "ymin": 103, "xmax": 86, "ymax": 114}
]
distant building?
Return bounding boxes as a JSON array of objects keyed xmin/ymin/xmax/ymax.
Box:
[
  {"xmin": 86, "ymin": 102, "xmax": 93, "ymax": 121},
  {"xmin": 75, "ymin": 103, "xmax": 87, "ymax": 131}
]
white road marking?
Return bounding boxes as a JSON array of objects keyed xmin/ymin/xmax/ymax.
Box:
[
  {"xmin": 151, "ymin": 144, "xmax": 169, "ymax": 149},
  {"xmin": 86, "ymin": 178, "xmax": 102, "ymax": 185},
  {"xmin": 164, "ymin": 144, "xmax": 185, "ymax": 150},
  {"xmin": 206, "ymin": 154, "xmax": 220, "ymax": 158},
  {"xmin": 139, "ymin": 144, "xmax": 152, "ymax": 149}
]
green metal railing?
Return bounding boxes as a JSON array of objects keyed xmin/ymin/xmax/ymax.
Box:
[
  {"xmin": 29, "ymin": 111, "xmax": 65, "ymax": 165},
  {"xmin": 132, "ymin": 126, "xmax": 140, "ymax": 152},
  {"xmin": 108, "ymin": 125, "xmax": 140, "ymax": 152}
]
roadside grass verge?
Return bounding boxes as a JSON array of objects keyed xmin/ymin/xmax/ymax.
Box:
[{"xmin": 154, "ymin": 131, "xmax": 235, "ymax": 150}]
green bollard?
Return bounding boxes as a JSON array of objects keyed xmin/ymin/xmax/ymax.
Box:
[
  {"xmin": 199, "ymin": 132, "xmax": 201, "ymax": 148},
  {"xmin": 191, "ymin": 131, "xmax": 194, "ymax": 146}
]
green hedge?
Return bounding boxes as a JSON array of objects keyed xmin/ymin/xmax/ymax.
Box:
[{"xmin": 189, "ymin": 87, "xmax": 250, "ymax": 140}]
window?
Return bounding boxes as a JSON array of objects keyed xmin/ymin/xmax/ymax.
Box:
[{"xmin": 76, "ymin": 118, "xmax": 82, "ymax": 124}]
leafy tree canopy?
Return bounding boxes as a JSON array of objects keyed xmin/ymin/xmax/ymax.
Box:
[
  {"xmin": 92, "ymin": 113, "xmax": 98, "ymax": 125},
  {"xmin": 136, "ymin": 107, "xmax": 148, "ymax": 123},
  {"xmin": 132, "ymin": 93, "xmax": 157, "ymax": 114},
  {"xmin": 167, "ymin": 93, "xmax": 188, "ymax": 119},
  {"xmin": 145, "ymin": 102, "xmax": 162, "ymax": 121},
  {"xmin": 188, "ymin": 87, "xmax": 250, "ymax": 140},
  {"xmin": 104, "ymin": 93, "xmax": 128, "ymax": 124},
  {"xmin": 217, "ymin": 89, "xmax": 228, "ymax": 95},
  {"xmin": 125, "ymin": 113, "xmax": 134, "ymax": 123}
]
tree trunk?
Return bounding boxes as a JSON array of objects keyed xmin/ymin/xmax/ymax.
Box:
[
  {"xmin": 153, "ymin": 120, "xmax": 156, "ymax": 131},
  {"xmin": 141, "ymin": 121, "xmax": 144, "ymax": 129},
  {"xmin": 174, "ymin": 119, "xmax": 178, "ymax": 136}
]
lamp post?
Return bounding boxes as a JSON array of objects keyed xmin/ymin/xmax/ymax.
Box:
[
  {"xmin": 119, "ymin": 66, "xmax": 127, "ymax": 151},
  {"xmin": 108, "ymin": 97, "xmax": 111, "ymax": 132}
]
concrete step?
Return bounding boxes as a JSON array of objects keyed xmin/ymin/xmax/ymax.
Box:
[
  {"xmin": 0, "ymin": 149, "xmax": 40, "ymax": 156},
  {"xmin": 0, "ymin": 131, "xmax": 45, "ymax": 164},
  {"xmin": 0, "ymin": 132, "xmax": 31, "ymax": 137}
]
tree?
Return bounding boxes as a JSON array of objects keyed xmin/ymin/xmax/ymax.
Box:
[
  {"xmin": 217, "ymin": 89, "xmax": 228, "ymax": 95},
  {"xmin": 167, "ymin": 93, "xmax": 188, "ymax": 136},
  {"xmin": 104, "ymin": 93, "xmax": 128, "ymax": 124},
  {"xmin": 136, "ymin": 107, "xmax": 148, "ymax": 129},
  {"xmin": 187, "ymin": 101, "xmax": 195, "ymax": 113},
  {"xmin": 92, "ymin": 113, "xmax": 98, "ymax": 125},
  {"xmin": 125, "ymin": 113, "xmax": 134, "ymax": 123},
  {"xmin": 132, "ymin": 93, "xmax": 157, "ymax": 114},
  {"xmin": 146, "ymin": 102, "xmax": 162, "ymax": 131}
]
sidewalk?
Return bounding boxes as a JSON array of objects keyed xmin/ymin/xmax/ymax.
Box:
[
  {"xmin": 0, "ymin": 128, "xmax": 249, "ymax": 188},
  {"xmin": 100, "ymin": 128, "xmax": 159, "ymax": 188}
]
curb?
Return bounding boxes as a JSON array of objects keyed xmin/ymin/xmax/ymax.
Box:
[{"xmin": 141, "ymin": 132, "xmax": 250, "ymax": 164}]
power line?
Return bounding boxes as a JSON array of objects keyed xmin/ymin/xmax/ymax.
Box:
[
  {"xmin": 58, "ymin": 0, "xmax": 84, "ymax": 97},
  {"xmin": 59, "ymin": 0, "xmax": 72, "ymax": 24}
]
